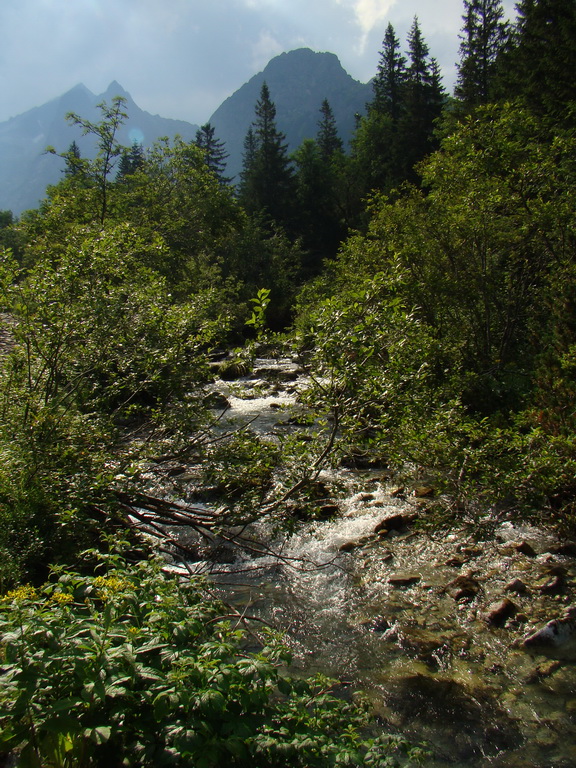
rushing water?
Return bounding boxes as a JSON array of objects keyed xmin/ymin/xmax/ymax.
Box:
[{"xmin": 165, "ymin": 357, "xmax": 576, "ymax": 767}]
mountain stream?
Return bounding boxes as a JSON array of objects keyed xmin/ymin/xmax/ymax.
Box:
[{"xmin": 150, "ymin": 355, "xmax": 576, "ymax": 767}]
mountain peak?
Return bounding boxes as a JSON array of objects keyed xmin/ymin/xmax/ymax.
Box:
[
  {"xmin": 210, "ymin": 47, "xmax": 371, "ymax": 180},
  {"xmin": 104, "ymin": 80, "xmax": 130, "ymax": 99},
  {"xmin": 262, "ymin": 48, "xmax": 352, "ymax": 81},
  {"xmin": 64, "ymin": 83, "xmax": 93, "ymax": 98}
]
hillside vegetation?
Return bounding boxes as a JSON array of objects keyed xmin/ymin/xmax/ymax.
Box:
[{"xmin": 0, "ymin": 1, "xmax": 575, "ymax": 765}]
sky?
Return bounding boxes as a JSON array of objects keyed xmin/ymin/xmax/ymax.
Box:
[{"xmin": 0, "ymin": 0, "xmax": 518, "ymax": 125}]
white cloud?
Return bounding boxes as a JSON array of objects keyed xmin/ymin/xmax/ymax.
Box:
[
  {"xmin": 337, "ymin": 0, "xmax": 398, "ymax": 50},
  {"xmin": 251, "ymin": 30, "xmax": 285, "ymax": 70}
]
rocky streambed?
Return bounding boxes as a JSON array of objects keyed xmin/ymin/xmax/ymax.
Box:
[{"xmin": 157, "ymin": 352, "xmax": 576, "ymax": 767}]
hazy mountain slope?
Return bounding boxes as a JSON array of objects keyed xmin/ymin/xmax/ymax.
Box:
[
  {"xmin": 210, "ymin": 48, "xmax": 371, "ymax": 181},
  {"xmin": 0, "ymin": 82, "xmax": 198, "ymax": 215},
  {"xmin": 0, "ymin": 49, "xmax": 372, "ymax": 214}
]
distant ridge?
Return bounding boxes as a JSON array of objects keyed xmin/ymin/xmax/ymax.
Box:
[
  {"xmin": 0, "ymin": 83, "xmax": 199, "ymax": 215},
  {"xmin": 0, "ymin": 49, "xmax": 372, "ymax": 215},
  {"xmin": 210, "ymin": 48, "xmax": 372, "ymax": 180}
]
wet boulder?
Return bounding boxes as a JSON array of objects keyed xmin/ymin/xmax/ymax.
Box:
[
  {"xmin": 523, "ymin": 606, "xmax": 576, "ymax": 658},
  {"xmin": 361, "ymin": 616, "xmax": 392, "ymax": 633},
  {"xmin": 514, "ymin": 540, "xmax": 537, "ymax": 557},
  {"xmin": 534, "ymin": 564, "xmax": 567, "ymax": 595},
  {"xmin": 485, "ymin": 598, "xmax": 518, "ymax": 627},
  {"xmin": 383, "ymin": 674, "xmax": 521, "ymax": 761},
  {"xmin": 505, "ymin": 578, "xmax": 529, "ymax": 595},
  {"xmin": 445, "ymin": 574, "xmax": 481, "ymax": 601},
  {"xmin": 218, "ymin": 358, "xmax": 252, "ymax": 380},
  {"xmin": 340, "ymin": 452, "xmax": 388, "ymax": 469},
  {"xmin": 413, "ymin": 485, "xmax": 435, "ymax": 498},
  {"xmin": 203, "ymin": 391, "xmax": 230, "ymax": 410},
  {"xmin": 388, "ymin": 572, "xmax": 421, "ymax": 587},
  {"xmin": 549, "ymin": 541, "xmax": 576, "ymax": 557},
  {"xmin": 339, "ymin": 537, "xmax": 371, "ymax": 553},
  {"xmin": 374, "ymin": 513, "xmax": 415, "ymax": 536}
]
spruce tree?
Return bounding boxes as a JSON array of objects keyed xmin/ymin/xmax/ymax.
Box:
[
  {"xmin": 499, "ymin": 0, "xmax": 576, "ymax": 119},
  {"xmin": 317, "ymin": 99, "xmax": 343, "ymax": 159},
  {"xmin": 63, "ymin": 140, "xmax": 84, "ymax": 178},
  {"xmin": 455, "ymin": 0, "xmax": 509, "ymax": 109},
  {"xmin": 194, "ymin": 123, "xmax": 230, "ymax": 184},
  {"xmin": 398, "ymin": 17, "xmax": 446, "ymax": 180},
  {"xmin": 291, "ymin": 101, "xmax": 347, "ymax": 269},
  {"xmin": 371, "ymin": 23, "xmax": 406, "ymax": 120},
  {"xmin": 349, "ymin": 24, "xmax": 407, "ymax": 196},
  {"xmin": 117, "ymin": 141, "xmax": 145, "ymax": 180},
  {"xmin": 238, "ymin": 82, "xmax": 294, "ymax": 230}
]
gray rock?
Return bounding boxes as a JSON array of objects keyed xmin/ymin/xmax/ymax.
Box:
[
  {"xmin": 388, "ymin": 573, "xmax": 421, "ymax": 587},
  {"xmin": 523, "ymin": 606, "xmax": 576, "ymax": 657}
]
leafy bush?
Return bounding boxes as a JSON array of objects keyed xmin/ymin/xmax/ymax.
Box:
[
  {"xmin": 295, "ymin": 103, "xmax": 576, "ymax": 527},
  {"xmin": 0, "ymin": 551, "xmax": 426, "ymax": 767},
  {"xmin": 0, "ymin": 224, "xmax": 227, "ymax": 588}
]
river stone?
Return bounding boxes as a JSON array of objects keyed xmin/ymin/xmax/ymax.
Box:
[
  {"xmin": 535, "ymin": 574, "xmax": 565, "ymax": 594},
  {"xmin": 382, "ymin": 673, "xmax": 521, "ymax": 758},
  {"xmin": 340, "ymin": 453, "xmax": 387, "ymax": 469},
  {"xmin": 514, "ymin": 540, "xmax": 537, "ymax": 557},
  {"xmin": 255, "ymin": 365, "xmax": 301, "ymax": 381},
  {"xmin": 388, "ymin": 573, "xmax": 421, "ymax": 587},
  {"xmin": 317, "ymin": 503, "xmax": 339, "ymax": 519},
  {"xmin": 445, "ymin": 574, "xmax": 481, "ymax": 601},
  {"xmin": 460, "ymin": 545, "xmax": 483, "ymax": 558},
  {"xmin": 444, "ymin": 554, "xmax": 466, "ymax": 567},
  {"xmin": 505, "ymin": 578, "xmax": 528, "ymax": 595},
  {"xmin": 362, "ymin": 616, "xmax": 392, "ymax": 633},
  {"xmin": 485, "ymin": 598, "xmax": 518, "ymax": 627},
  {"xmin": 373, "ymin": 513, "xmax": 413, "ymax": 536},
  {"xmin": 524, "ymin": 660, "xmax": 562, "ymax": 683},
  {"xmin": 203, "ymin": 391, "xmax": 230, "ymax": 410},
  {"xmin": 339, "ymin": 537, "xmax": 371, "ymax": 553},
  {"xmin": 523, "ymin": 606, "xmax": 576, "ymax": 658},
  {"xmin": 394, "ymin": 627, "xmax": 450, "ymax": 665},
  {"xmin": 413, "ymin": 485, "xmax": 435, "ymax": 498},
  {"xmin": 549, "ymin": 542, "xmax": 576, "ymax": 557},
  {"xmin": 218, "ymin": 359, "xmax": 252, "ymax": 380}
]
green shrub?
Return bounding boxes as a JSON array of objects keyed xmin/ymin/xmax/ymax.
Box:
[{"xmin": 0, "ymin": 551, "xmax": 426, "ymax": 767}]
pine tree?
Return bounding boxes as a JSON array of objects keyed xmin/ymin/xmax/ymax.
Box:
[
  {"xmin": 117, "ymin": 141, "xmax": 145, "ymax": 180},
  {"xmin": 194, "ymin": 123, "xmax": 230, "ymax": 183},
  {"xmin": 371, "ymin": 23, "xmax": 406, "ymax": 120},
  {"xmin": 398, "ymin": 17, "xmax": 446, "ymax": 180},
  {"xmin": 317, "ymin": 99, "xmax": 343, "ymax": 159},
  {"xmin": 499, "ymin": 0, "xmax": 576, "ymax": 119},
  {"xmin": 238, "ymin": 82, "xmax": 294, "ymax": 229},
  {"xmin": 455, "ymin": 0, "xmax": 509, "ymax": 109}
]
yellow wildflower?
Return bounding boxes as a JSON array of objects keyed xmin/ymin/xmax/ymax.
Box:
[{"xmin": 1, "ymin": 584, "xmax": 37, "ymax": 603}]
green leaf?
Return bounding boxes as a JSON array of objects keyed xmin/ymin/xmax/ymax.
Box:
[{"xmin": 85, "ymin": 725, "xmax": 112, "ymax": 744}]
